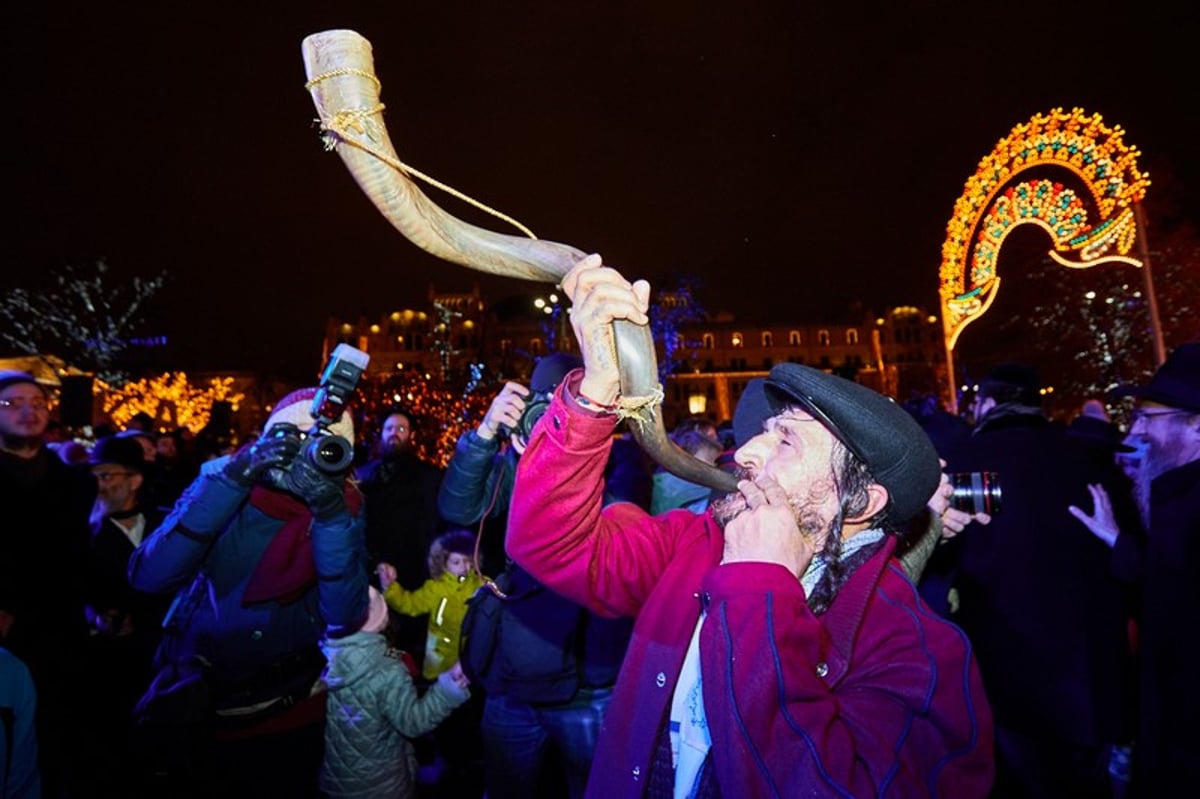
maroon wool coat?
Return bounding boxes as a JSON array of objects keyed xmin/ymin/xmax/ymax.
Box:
[{"xmin": 507, "ymin": 381, "xmax": 995, "ymax": 798}]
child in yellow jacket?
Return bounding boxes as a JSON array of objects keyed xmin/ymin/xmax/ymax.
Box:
[{"xmin": 377, "ymin": 529, "xmax": 485, "ymax": 680}]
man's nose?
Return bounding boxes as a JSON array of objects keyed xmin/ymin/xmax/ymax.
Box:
[{"xmin": 734, "ymin": 434, "xmax": 768, "ymax": 470}]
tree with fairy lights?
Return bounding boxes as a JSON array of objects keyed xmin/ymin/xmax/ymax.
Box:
[
  {"xmin": 0, "ymin": 259, "xmax": 166, "ymax": 385},
  {"xmin": 355, "ymin": 367, "xmax": 496, "ymax": 467},
  {"xmin": 99, "ymin": 373, "xmax": 245, "ymax": 433}
]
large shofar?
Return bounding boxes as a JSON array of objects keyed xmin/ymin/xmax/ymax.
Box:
[{"xmin": 302, "ymin": 29, "xmax": 738, "ymax": 493}]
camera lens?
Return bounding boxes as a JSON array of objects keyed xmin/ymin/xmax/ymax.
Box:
[
  {"xmin": 515, "ymin": 393, "xmax": 552, "ymax": 441},
  {"xmin": 948, "ymin": 471, "xmax": 1002, "ymax": 516},
  {"xmin": 303, "ymin": 433, "xmax": 354, "ymax": 474}
]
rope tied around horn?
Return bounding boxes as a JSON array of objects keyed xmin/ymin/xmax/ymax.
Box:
[
  {"xmin": 615, "ymin": 386, "xmax": 666, "ymax": 429},
  {"xmin": 306, "ymin": 69, "xmax": 538, "ymax": 240}
]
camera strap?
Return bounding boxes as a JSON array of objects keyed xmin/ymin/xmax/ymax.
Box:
[{"xmin": 474, "ymin": 455, "xmax": 511, "ymax": 600}]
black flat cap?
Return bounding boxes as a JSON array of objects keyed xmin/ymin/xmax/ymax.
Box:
[{"xmin": 733, "ymin": 363, "xmax": 941, "ymax": 526}]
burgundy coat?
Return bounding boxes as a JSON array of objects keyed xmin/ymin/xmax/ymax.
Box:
[{"xmin": 507, "ymin": 381, "xmax": 994, "ymax": 798}]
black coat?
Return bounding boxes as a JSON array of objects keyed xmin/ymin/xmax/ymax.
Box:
[
  {"xmin": 0, "ymin": 448, "xmax": 94, "ymax": 661},
  {"xmin": 1114, "ymin": 457, "xmax": 1200, "ymax": 793},
  {"xmin": 943, "ymin": 409, "xmax": 1136, "ymax": 748},
  {"xmin": 355, "ymin": 452, "xmax": 443, "ymax": 589}
]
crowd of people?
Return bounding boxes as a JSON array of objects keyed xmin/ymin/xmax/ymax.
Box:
[{"xmin": 1, "ymin": 254, "xmax": 1197, "ymax": 799}]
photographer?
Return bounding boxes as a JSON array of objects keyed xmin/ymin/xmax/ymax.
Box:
[
  {"xmin": 442, "ymin": 352, "xmax": 636, "ymax": 799},
  {"xmin": 942, "ymin": 363, "xmax": 1137, "ymax": 798},
  {"xmin": 128, "ymin": 387, "xmax": 369, "ymax": 798}
]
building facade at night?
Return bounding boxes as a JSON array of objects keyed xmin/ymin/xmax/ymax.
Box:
[{"xmin": 322, "ymin": 284, "xmax": 950, "ymax": 428}]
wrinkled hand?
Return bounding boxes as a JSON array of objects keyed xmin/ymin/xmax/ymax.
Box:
[
  {"xmin": 722, "ymin": 473, "xmax": 816, "ymax": 579},
  {"xmin": 224, "ymin": 423, "xmax": 301, "ymax": 487},
  {"xmin": 282, "ymin": 455, "xmax": 347, "ymax": 520},
  {"xmin": 478, "ymin": 382, "xmax": 530, "ymax": 441},
  {"xmin": 1068, "ymin": 483, "xmax": 1120, "ymax": 547},
  {"xmin": 376, "ymin": 562, "xmax": 398, "ymax": 592},
  {"xmin": 560, "ymin": 254, "xmax": 650, "ymax": 407}
]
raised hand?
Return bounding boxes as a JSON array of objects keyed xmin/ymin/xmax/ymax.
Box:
[
  {"xmin": 1068, "ymin": 483, "xmax": 1120, "ymax": 547},
  {"xmin": 224, "ymin": 423, "xmax": 302, "ymax": 487},
  {"xmin": 477, "ymin": 382, "xmax": 530, "ymax": 441},
  {"xmin": 282, "ymin": 454, "xmax": 347, "ymax": 520},
  {"xmin": 560, "ymin": 254, "xmax": 650, "ymax": 408}
]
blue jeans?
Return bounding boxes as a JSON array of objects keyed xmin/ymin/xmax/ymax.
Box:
[{"xmin": 482, "ymin": 686, "xmax": 612, "ymax": 799}]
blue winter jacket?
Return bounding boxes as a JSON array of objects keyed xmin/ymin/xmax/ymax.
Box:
[{"xmin": 128, "ymin": 456, "xmax": 369, "ymax": 700}]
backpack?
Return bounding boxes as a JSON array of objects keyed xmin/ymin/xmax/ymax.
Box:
[{"xmin": 458, "ymin": 565, "xmax": 585, "ymax": 705}]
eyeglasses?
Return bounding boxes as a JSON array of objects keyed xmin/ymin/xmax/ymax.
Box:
[
  {"xmin": 1130, "ymin": 409, "xmax": 1192, "ymax": 425},
  {"xmin": 0, "ymin": 397, "xmax": 49, "ymax": 412},
  {"xmin": 93, "ymin": 471, "xmax": 136, "ymax": 482}
]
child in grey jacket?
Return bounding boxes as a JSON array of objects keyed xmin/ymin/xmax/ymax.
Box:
[{"xmin": 319, "ymin": 587, "xmax": 470, "ymax": 799}]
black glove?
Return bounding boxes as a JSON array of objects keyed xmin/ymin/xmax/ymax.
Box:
[
  {"xmin": 223, "ymin": 423, "xmax": 302, "ymax": 487},
  {"xmin": 282, "ymin": 454, "xmax": 348, "ymax": 520}
]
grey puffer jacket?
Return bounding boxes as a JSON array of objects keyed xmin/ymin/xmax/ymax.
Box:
[{"xmin": 319, "ymin": 631, "xmax": 469, "ymax": 799}]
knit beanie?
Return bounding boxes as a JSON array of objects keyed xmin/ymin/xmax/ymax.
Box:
[{"xmin": 265, "ymin": 387, "xmax": 354, "ymax": 444}]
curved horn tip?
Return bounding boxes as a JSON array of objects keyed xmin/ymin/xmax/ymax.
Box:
[{"xmin": 302, "ymin": 29, "xmax": 370, "ymax": 50}]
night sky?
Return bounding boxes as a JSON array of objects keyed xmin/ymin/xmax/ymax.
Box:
[{"xmin": 7, "ymin": 2, "xmax": 1197, "ymax": 382}]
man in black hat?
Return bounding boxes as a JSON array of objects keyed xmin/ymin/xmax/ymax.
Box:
[
  {"xmin": 1071, "ymin": 341, "xmax": 1200, "ymax": 795},
  {"xmin": 943, "ymin": 361, "xmax": 1137, "ymax": 798},
  {"xmin": 82, "ymin": 434, "xmax": 174, "ymax": 794},
  {"xmin": 504, "ymin": 255, "xmax": 994, "ymax": 797},
  {"xmin": 85, "ymin": 435, "xmax": 171, "ymax": 641}
]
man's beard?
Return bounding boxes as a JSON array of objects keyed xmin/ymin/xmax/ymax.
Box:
[
  {"xmin": 381, "ymin": 439, "xmax": 411, "ymax": 459},
  {"xmin": 709, "ymin": 466, "xmax": 839, "ymax": 547},
  {"xmin": 1134, "ymin": 436, "xmax": 1187, "ymax": 530}
]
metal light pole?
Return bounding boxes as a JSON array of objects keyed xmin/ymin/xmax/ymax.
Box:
[{"xmin": 1133, "ymin": 202, "xmax": 1167, "ymax": 366}]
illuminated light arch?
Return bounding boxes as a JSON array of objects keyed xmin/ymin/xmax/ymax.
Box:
[{"xmin": 939, "ymin": 107, "xmax": 1149, "ymax": 352}]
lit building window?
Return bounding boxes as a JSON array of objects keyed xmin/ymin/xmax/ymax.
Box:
[
  {"xmin": 703, "ymin": 333, "xmax": 715, "ymax": 349},
  {"xmin": 762, "ymin": 331, "xmax": 773, "ymax": 347},
  {"xmin": 846, "ymin": 329, "xmax": 859, "ymax": 345},
  {"xmin": 531, "ymin": 338, "xmax": 544, "ymax": 355},
  {"xmin": 788, "ymin": 330, "xmax": 802, "ymax": 346},
  {"xmin": 818, "ymin": 330, "xmax": 830, "ymax": 347},
  {"xmin": 731, "ymin": 332, "xmax": 744, "ymax": 348}
]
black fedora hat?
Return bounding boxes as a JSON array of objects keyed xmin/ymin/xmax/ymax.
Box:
[
  {"xmin": 89, "ymin": 435, "xmax": 146, "ymax": 472},
  {"xmin": 1111, "ymin": 342, "xmax": 1200, "ymax": 412},
  {"xmin": 733, "ymin": 363, "xmax": 941, "ymax": 525}
]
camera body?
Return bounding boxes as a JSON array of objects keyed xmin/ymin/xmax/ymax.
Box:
[
  {"xmin": 298, "ymin": 344, "xmax": 370, "ymax": 474},
  {"xmin": 500, "ymin": 391, "xmax": 553, "ymax": 442},
  {"xmin": 948, "ymin": 471, "xmax": 1002, "ymax": 516}
]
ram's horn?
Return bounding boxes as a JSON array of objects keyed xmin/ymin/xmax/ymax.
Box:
[{"xmin": 302, "ymin": 29, "xmax": 738, "ymax": 494}]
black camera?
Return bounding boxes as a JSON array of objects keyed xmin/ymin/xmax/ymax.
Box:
[
  {"xmin": 301, "ymin": 343, "xmax": 370, "ymax": 474},
  {"xmin": 500, "ymin": 391, "xmax": 552, "ymax": 442},
  {"xmin": 948, "ymin": 471, "xmax": 1002, "ymax": 516}
]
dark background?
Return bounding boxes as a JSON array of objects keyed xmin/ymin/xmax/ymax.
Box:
[{"xmin": 7, "ymin": 2, "xmax": 1197, "ymax": 382}]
